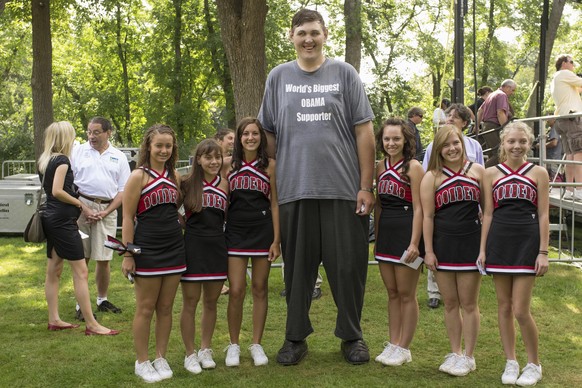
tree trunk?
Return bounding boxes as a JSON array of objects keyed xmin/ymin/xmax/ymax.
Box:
[
  {"xmin": 115, "ymin": 4, "xmax": 131, "ymax": 145},
  {"xmin": 172, "ymin": 0, "xmax": 184, "ymax": 139},
  {"xmin": 215, "ymin": 0, "xmax": 267, "ymax": 122},
  {"xmin": 204, "ymin": 0, "xmax": 235, "ymax": 129},
  {"xmin": 480, "ymin": 0, "xmax": 496, "ymax": 86},
  {"xmin": 526, "ymin": 0, "xmax": 566, "ymax": 119},
  {"xmin": 0, "ymin": 0, "xmax": 8, "ymax": 14},
  {"xmin": 344, "ymin": 0, "xmax": 362, "ymax": 73},
  {"xmin": 31, "ymin": 0, "xmax": 54, "ymax": 160}
]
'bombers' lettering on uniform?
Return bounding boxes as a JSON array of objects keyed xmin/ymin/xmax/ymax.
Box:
[
  {"xmin": 143, "ymin": 188, "xmax": 178, "ymax": 210},
  {"xmin": 435, "ymin": 165, "xmax": 480, "ymax": 211},
  {"xmin": 137, "ymin": 168, "xmax": 179, "ymax": 215},
  {"xmin": 376, "ymin": 159, "xmax": 411, "ymax": 202},
  {"xmin": 229, "ymin": 175, "xmax": 270, "ymax": 197},
  {"xmin": 436, "ymin": 185, "xmax": 480, "ymax": 208},
  {"xmin": 202, "ymin": 189, "xmax": 227, "ymax": 212},
  {"xmin": 228, "ymin": 160, "xmax": 271, "ymax": 199},
  {"xmin": 493, "ymin": 163, "xmax": 538, "ymax": 209}
]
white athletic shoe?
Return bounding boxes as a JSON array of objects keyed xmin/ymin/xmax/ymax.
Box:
[
  {"xmin": 184, "ymin": 353, "xmax": 202, "ymax": 375},
  {"xmin": 135, "ymin": 360, "xmax": 162, "ymax": 383},
  {"xmin": 439, "ymin": 353, "xmax": 461, "ymax": 374},
  {"xmin": 152, "ymin": 357, "xmax": 173, "ymax": 380},
  {"xmin": 198, "ymin": 348, "xmax": 216, "ymax": 369},
  {"xmin": 501, "ymin": 359, "xmax": 520, "ymax": 385},
  {"xmin": 375, "ymin": 342, "xmax": 396, "ymax": 364},
  {"xmin": 449, "ymin": 354, "xmax": 476, "ymax": 376},
  {"xmin": 382, "ymin": 346, "xmax": 412, "ymax": 366},
  {"xmin": 224, "ymin": 343, "xmax": 241, "ymax": 367},
  {"xmin": 516, "ymin": 363, "xmax": 542, "ymax": 386},
  {"xmin": 563, "ymin": 190, "xmax": 582, "ymax": 200},
  {"xmin": 249, "ymin": 344, "xmax": 269, "ymax": 366}
]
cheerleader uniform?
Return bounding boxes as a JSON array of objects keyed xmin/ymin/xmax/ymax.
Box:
[
  {"xmin": 41, "ymin": 155, "xmax": 84, "ymax": 260},
  {"xmin": 433, "ymin": 162, "xmax": 481, "ymax": 271},
  {"xmin": 486, "ymin": 162, "xmax": 539, "ymax": 275},
  {"xmin": 225, "ymin": 159, "xmax": 274, "ymax": 257},
  {"xmin": 133, "ymin": 167, "xmax": 186, "ymax": 277},
  {"xmin": 182, "ymin": 176, "xmax": 228, "ymax": 282},
  {"xmin": 374, "ymin": 158, "xmax": 424, "ymax": 264}
]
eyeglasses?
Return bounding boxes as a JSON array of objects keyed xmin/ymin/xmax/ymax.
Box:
[
  {"xmin": 417, "ymin": 115, "xmax": 423, "ymax": 118},
  {"xmin": 86, "ymin": 130, "xmax": 105, "ymax": 136}
]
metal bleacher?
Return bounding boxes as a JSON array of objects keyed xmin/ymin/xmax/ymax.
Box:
[{"xmin": 508, "ymin": 113, "xmax": 582, "ymax": 262}]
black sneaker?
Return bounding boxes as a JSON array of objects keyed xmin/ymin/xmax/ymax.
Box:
[
  {"xmin": 75, "ymin": 309, "xmax": 97, "ymax": 322},
  {"xmin": 97, "ymin": 300, "xmax": 122, "ymax": 313}
]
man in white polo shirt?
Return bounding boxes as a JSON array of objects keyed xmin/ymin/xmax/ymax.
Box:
[{"xmin": 71, "ymin": 117, "xmax": 131, "ymax": 320}]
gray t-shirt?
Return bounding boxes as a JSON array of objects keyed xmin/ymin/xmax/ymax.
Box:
[{"xmin": 258, "ymin": 58, "xmax": 374, "ymax": 205}]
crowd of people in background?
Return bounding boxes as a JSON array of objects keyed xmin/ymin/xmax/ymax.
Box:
[{"xmin": 36, "ymin": 7, "xmax": 575, "ymax": 388}]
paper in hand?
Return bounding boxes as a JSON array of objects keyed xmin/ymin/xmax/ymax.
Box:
[
  {"xmin": 476, "ymin": 259, "xmax": 487, "ymax": 276},
  {"xmin": 400, "ymin": 250, "xmax": 424, "ymax": 270}
]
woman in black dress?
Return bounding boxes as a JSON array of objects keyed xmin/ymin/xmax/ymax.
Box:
[{"xmin": 39, "ymin": 121, "xmax": 118, "ymax": 336}]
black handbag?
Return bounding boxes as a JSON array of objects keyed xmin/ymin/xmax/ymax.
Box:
[{"xmin": 24, "ymin": 174, "xmax": 46, "ymax": 243}]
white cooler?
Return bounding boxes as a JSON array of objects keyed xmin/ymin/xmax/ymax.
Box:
[{"xmin": 0, "ymin": 174, "xmax": 42, "ymax": 234}]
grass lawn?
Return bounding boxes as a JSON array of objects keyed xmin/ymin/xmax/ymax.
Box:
[{"xmin": 0, "ymin": 237, "xmax": 581, "ymax": 387}]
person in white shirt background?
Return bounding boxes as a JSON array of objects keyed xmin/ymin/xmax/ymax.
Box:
[{"xmin": 71, "ymin": 117, "xmax": 131, "ymax": 320}]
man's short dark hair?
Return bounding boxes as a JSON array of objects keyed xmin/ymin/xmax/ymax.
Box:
[
  {"xmin": 89, "ymin": 117, "xmax": 113, "ymax": 132},
  {"xmin": 445, "ymin": 103, "xmax": 472, "ymax": 129},
  {"xmin": 214, "ymin": 128, "xmax": 234, "ymax": 141},
  {"xmin": 477, "ymin": 86, "xmax": 493, "ymax": 96},
  {"xmin": 555, "ymin": 54, "xmax": 572, "ymax": 72},
  {"xmin": 291, "ymin": 8, "xmax": 326, "ymax": 31},
  {"xmin": 407, "ymin": 107, "xmax": 425, "ymax": 119}
]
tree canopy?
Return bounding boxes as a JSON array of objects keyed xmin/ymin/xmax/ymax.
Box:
[{"xmin": 1, "ymin": 0, "xmax": 580, "ymax": 161}]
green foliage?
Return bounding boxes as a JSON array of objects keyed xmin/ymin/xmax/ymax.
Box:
[
  {"xmin": 2, "ymin": 0, "xmax": 582, "ymax": 161},
  {"xmin": 0, "ymin": 4, "xmax": 34, "ymax": 161},
  {"xmin": 265, "ymin": 0, "xmax": 296, "ymax": 70}
]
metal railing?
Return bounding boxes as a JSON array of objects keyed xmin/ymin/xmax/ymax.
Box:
[
  {"xmin": 507, "ymin": 113, "xmax": 582, "ymax": 262},
  {"xmin": 1, "ymin": 160, "xmax": 36, "ymax": 178}
]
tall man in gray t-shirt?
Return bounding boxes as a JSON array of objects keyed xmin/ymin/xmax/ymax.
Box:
[{"xmin": 258, "ymin": 8, "xmax": 375, "ymax": 366}]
